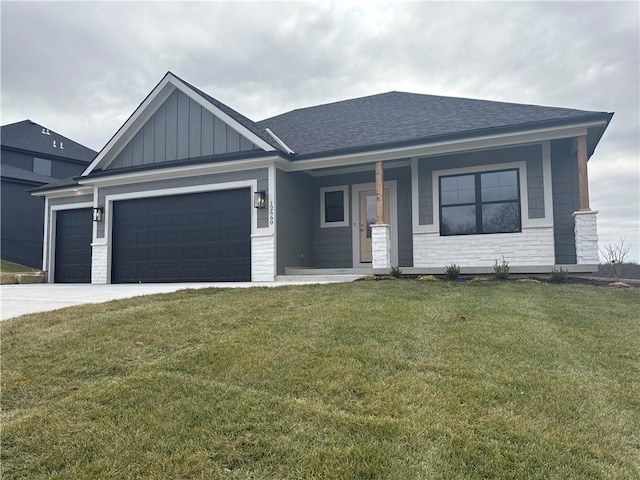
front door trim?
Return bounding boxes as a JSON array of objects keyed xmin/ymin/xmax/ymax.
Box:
[{"xmin": 351, "ymin": 181, "xmax": 398, "ymax": 268}]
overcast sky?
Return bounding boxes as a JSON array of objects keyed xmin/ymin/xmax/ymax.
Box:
[{"xmin": 2, "ymin": 1, "xmax": 638, "ymax": 262}]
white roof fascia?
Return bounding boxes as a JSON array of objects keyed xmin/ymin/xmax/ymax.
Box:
[
  {"xmin": 76, "ymin": 154, "xmax": 281, "ymax": 188},
  {"xmin": 265, "ymin": 128, "xmax": 294, "ymax": 154},
  {"xmin": 82, "ymin": 73, "xmax": 276, "ymax": 177},
  {"xmin": 32, "ymin": 186, "xmax": 93, "ymax": 198},
  {"xmin": 277, "ymin": 120, "xmax": 607, "ymax": 172}
]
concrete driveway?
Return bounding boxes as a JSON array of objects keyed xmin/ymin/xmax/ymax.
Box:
[{"xmin": 1, "ymin": 277, "xmax": 360, "ymax": 321}]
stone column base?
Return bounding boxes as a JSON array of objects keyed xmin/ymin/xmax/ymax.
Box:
[
  {"xmin": 372, "ymin": 224, "xmax": 391, "ymax": 270},
  {"xmin": 573, "ymin": 211, "xmax": 599, "ymax": 264}
]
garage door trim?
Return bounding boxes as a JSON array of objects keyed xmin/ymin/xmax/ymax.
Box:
[
  {"xmin": 104, "ymin": 180, "xmax": 259, "ymax": 283},
  {"xmin": 49, "ymin": 202, "xmax": 94, "ymax": 283}
]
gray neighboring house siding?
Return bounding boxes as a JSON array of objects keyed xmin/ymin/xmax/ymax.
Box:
[
  {"xmin": 1, "ymin": 119, "xmax": 96, "ymax": 268},
  {"xmin": 108, "ymin": 90, "xmax": 260, "ymax": 170},
  {"xmin": 95, "ymin": 168, "xmax": 269, "ymax": 239}
]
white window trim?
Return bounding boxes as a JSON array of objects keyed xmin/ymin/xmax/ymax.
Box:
[{"xmin": 320, "ymin": 185, "xmax": 349, "ymax": 228}]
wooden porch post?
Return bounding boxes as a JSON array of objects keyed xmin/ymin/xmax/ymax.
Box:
[
  {"xmin": 375, "ymin": 161, "xmax": 384, "ymax": 223},
  {"xmin": 576, "ymin": 135, "xmax": 590, "ymax": 211}
]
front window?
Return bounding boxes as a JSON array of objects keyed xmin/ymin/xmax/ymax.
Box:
[
  {"xmin": 440, "ymin": 169, "xmax": 520, "ymax": 235},
  {"xmin": 320, "ymin": 186, "xmax": 349, "ymax": 228}
]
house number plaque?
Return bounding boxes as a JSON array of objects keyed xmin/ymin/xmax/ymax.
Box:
[{"xmin": 269, "ymin": 201, "xmax": 274, "ymax": 225}]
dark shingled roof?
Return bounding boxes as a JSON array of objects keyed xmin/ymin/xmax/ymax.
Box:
[
  {"xmin": 29, "ymin": 175, "xmax": 81, "ymax": 193},
  {"xmin": 1, "ymin": 120, "xmax": 97, "ymax": 163},
  {"xmin": 0, "ymin": 163, "xmax": 55, "ymax": 184},
  {"xmin": 257, "ymin": 91, "xmax": 612, "ymax": 157}
]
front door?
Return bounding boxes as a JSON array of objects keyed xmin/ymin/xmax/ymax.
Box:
[{"xmin": 359, "ymin": 189, "xmax": 390, "ymax": 263}]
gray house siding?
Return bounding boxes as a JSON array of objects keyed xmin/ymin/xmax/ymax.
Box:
[
  {"xmin": 95, "ymin": 168, "xmax": 269, "ymax": 239},
  {"xmin": 1, "ymin": 179, "xmax": 45, "ymax": 268},
  {"xmin": 108, "ymin": 90, "xmax": 261, "ymax": 171},
  {"xmin": 551, "ymin": 138, "xmax": 579, "ymax": 264},
  {"xmin": 311, "ymin": 166, "xmax": 413, "ymax": 269},
  {"xmin": 276, "ymin": 170, "xmax": 314, "ymax": 274},
  {"xmin": 417, "ymin": 144, "xmax": 544, "ymax": 225}
]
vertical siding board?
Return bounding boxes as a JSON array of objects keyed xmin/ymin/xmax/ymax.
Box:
[
  {"xmin": 189, "ymin": 98, "xmax": 202, "ymax": 158},
  {"xmin": 226, "ymin": 126, "xmax": 240, "ymax": 153},
  {"xmin": 121, "ymin": 142, "xmax": 133, "ymax": 168},
  {"xmin": 201, "ymin": 110, "xmax": 214, "ymax": 156},
  {"xmin": 177, "ymin": 91, "xmax": 190, "ymax": 160},
  {"xmin": 153, "ymin": 103, "xmax": 166, "ymax": 163},
  {"xmin": 131, "ymin": 130, "xmax": 144, "ymax": 166},
  {"xmin": 143, "ymin": 120, "xmax": 154, "ymax": 165},
  {"xmin": 165, "ymin": 90, "xmax": 178, "ymax": 162},
  {"xmin": 213, "ymin": 117, "xmax": 227, "ymax": 154},
  {"xmin": 240, "ymin": 136, "xmax": 254, "ymax": 152}
]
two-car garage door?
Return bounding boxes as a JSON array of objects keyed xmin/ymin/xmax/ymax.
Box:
[
  {"xmin": 54, "ymin": 189, "xmax": 251, "ymax": 283},
  {"xmin": 111, "ymin": 189, "xmax": 251, "ymax": 283}
]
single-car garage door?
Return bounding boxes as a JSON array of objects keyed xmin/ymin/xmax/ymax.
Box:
[
  {"xmin": 111, "ymin": 188, "xmax": 251, "ymax": 283},
  {"xmin": 54, "ymin": 208, "xmax": 93, "ymax": 283}
]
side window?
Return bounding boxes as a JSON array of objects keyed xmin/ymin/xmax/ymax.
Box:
[
  {"xmin": 320, "ymin": 186, "xmax": 349, "ymax": 228},
  {"xmin": 440, "ymin": 169, "xmax": 520, "ymax": 235},
  {"xmin": 33, "ymin": 158, "xmax": 52, "ymax": 177}
]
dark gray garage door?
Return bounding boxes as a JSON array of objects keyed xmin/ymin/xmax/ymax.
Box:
[
  {"xmin": 111, "ymin": 189, "xmax": 251, "ymax": 283},
  {"xmin": 54, "ymin": 208, "xmax": 92, "ymax": 283}
]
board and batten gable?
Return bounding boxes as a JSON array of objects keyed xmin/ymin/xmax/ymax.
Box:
[{"xmin": 106, "ymin": 89, "xmax": 262, "ymax": 171}]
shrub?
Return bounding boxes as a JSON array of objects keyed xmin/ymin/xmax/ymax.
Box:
[
  {"xmin": 493, "ymin": 257, "xmax": 510, "ymax": 280},
  {"xmin": 390, "ymin": 266, "xmax": 403, "ymax": 279},
  {"xmin": 550, "ymin": 267, "xmax": 569, "ymax": 283},
  {"xmin": 444, "ymin": 264, "xmax": 460, "ymax": 281},
  {"xmin": 600, "ymin": 238, "xmax": 632, "ymax": 281}
]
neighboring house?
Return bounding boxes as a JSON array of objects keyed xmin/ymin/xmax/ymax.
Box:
[
  {"xmin": 1, "ymin": 120, "xmax": 97, "ymax": 268},
  {"xmin": 32, "ymin": 72, "xmax": 612, "ymax": 283}
]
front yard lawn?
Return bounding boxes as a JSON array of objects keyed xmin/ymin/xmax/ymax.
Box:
[{"xmin": 2, "ymin": 281, "xmax": 639, "ymax": 479}]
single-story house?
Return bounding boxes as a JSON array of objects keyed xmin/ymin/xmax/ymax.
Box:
[
  {"xmin": 33, "ymin": 72, "xmax": 612, "ymax": 283},
  {"xmin": 1, "ymin": 120, "xmax": 96, "ymax": 268}
]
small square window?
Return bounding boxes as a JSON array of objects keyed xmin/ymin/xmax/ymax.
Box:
[
  {"xmin": 33, "ymin": 158, "xmax": 52, "ymax": 177},
  {"xmin": 320, "ymin": 186, "xmax": 349, "ymax": 228}
]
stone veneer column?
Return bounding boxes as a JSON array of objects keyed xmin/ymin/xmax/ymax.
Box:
[
  {"xmin": 91, "ymin": 243, "xmax": 108, "ymax": 284},
  {"xmin": 573, "ymin": 211, "xmax": 599, "ymax": 264},
  {"xmin": 251, "ymin": 233, "xmax": 275, "ymax": 281},
  {"xmin": 372, "ymin": 224, "xmax": 391, "ymax": 271}
]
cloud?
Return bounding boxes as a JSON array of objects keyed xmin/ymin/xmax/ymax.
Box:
[{"xmin": 2, "ymin": 1, "xmax": 638, "ymax": 260}]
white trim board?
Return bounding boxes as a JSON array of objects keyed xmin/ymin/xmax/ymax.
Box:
[{"xmin": 103, "ymin": 180, "xmax": 260, "ymax": 283}]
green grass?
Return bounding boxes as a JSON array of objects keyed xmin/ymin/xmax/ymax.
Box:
[
  {"xmin": 2, "ymin": 281, "xmax": 639, "ymax": 479},
  {"xmin": 0, "ymin": 260, "xmax": 36, "ymax": 273}
]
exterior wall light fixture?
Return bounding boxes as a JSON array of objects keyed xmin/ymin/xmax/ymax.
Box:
[
  {"xmin": 254, "ymin": 191, "xmax": 266, "ymax": 209},
  {"xmin": 92, "ymin": 207, "xmax": 104, "ymax": 222}
]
